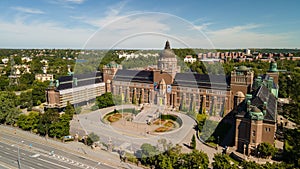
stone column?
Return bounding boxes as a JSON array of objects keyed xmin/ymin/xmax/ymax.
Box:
[
  {"xmin": 203, "ymin": 94, "xmax": 206, "ymax": 114},
  {"xmin": 173, "ymin": 93, "xmax": 177, "ymax": 108},
  {"xmin": 169, "ymin": 93, "xmax": 172, "ymax": 107},
  {"xmin": 141, "ymin": 88, "xmax": 144, "ymax": 104}
]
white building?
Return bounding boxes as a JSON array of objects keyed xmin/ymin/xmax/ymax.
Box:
[
  {"xmin": 35, "ymin": 74, "xmax": 54, "ymax": 82},
  {"xmin": 184, "ymin": 55, "xmax": 197, "ymax": 63},
  {"xmin": 246, "ymin": 49, "xmax": 251, "ymax": 55},
  {"xmin": 1, "ymin": 58, "xmax": 9, "ymax": 64},
  {"xmin": 21, "ymin": 57, "xmax": 32, "ymax": 63}
]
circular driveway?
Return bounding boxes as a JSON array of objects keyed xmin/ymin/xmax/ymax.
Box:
[{"xmin": 71, "ymin": 104, "xmax": 196, "ymax": 152}]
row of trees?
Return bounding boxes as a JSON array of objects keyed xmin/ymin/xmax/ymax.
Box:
[
  {"xmin": 128, "ymin": 141, "xmax": 288, "ymax": 169},
  {"xmin": 212, "ymin": 153, "xmax": 292, "ymax": 169},
  {"xmin": 134, "ymin": 142, "xmax": 209, "ymax": 169},
  {"xmin": 0, "ymin": 90, "xmax": 74, "ymax": 139},
  {"xmin": 17, "ymin": 102, "xmax": 74, "ymax": 138}
]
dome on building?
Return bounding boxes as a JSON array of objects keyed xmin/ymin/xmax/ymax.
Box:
[
  {"xmin": 269, "ymin": 60, "xmax": 278, "ymax": 72},
  {"xmin": 251, "ymin": 106, "xmax": 261, "ymax": 113},
  {"xmin": 238, "ymin": 65, "xmax": 248, "ymax": 71},
  {"xmin": 159, "ymin": 41, "xmax": 177, "ymax": 59}
]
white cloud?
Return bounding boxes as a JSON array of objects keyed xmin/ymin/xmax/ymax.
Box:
[
  {"xmin": 0, "ymin": 17, "xmax": 93, "ymax": 48},
  {"xmin": 11, "ymin": 6, "xmax": 45, "ymax": 14},
  {"xmin": 48, "ymin": 0, "xmax": 85, "ymax": 8},
  {"xmin": 63, "ymin": 0, "xmax": 85, "ymax": 4},
  {"xmin": 205, "ymin": 24, "xmax": 291, "ymax": 48},
  {"xmin": 3, "ymin": 1, "xmax": 297, "ymax": 49},
  {"xmin": 189, "ymin": 22, "xmax": 212, "ymax": 31}
]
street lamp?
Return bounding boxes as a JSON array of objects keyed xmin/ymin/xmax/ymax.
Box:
[
  {"xmin": 217, "ymin": 136, "xmax": 219, "ymax": 150},
  {"xmin": 244, "ymin": 143, "xmax": 247, "ymax": 160},
  {"xmin": 12, "ymin": 140, "xmax": 24, "ymax": 169}
]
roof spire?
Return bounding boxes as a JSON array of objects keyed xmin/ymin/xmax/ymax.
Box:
[{"xmin": 164, "ymin": 40, "xmax": 170, "ymax": 49}]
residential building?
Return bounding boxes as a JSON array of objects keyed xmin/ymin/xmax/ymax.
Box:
[{"xmin": 184, "ymin": 55, "xmax": 197, "ymax": 63}]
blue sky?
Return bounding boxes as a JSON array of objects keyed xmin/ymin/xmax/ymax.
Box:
[{"xmin": 0, "ymin": 0, "xmax": 299, "ymax": 49}]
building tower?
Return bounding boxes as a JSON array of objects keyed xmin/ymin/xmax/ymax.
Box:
[
  {"xmin": 102, "ymin": 61, "xmax": 122, "ymax": 92},
  {"xmin": 266, "ymin": 61, "xmax": 279, "ymax": 85},
  {"xmin": 157, "ymin": 41, "xmax": 180, "ymax": 79},
  {"xmin": 230, "ymin": 66, "xmax": 254, "ymax": 108}
]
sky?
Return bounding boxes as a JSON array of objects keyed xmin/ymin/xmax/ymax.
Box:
[{"xmin": 0, "ymin": 0, "xmax": 300, "ymax": 49}]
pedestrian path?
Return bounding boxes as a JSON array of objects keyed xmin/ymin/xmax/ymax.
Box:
[{"xmin": 133, "ymin": 106, "xmax": 158, "ymax": 123}]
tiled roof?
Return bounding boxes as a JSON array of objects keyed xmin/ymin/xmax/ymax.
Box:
[
  {"xmin": 56, "ymin": 71, "xmax": 103, "ymax": 90},
  {"xmin": 113, "ymin": 69, "xmax": 153, "ymax": 83},
  {"xmin": 236, "ymin": 85, "xmax": 277, "ymax": 122},
  {"xmin": 251, "ymin": 85, "xmax": 277, "ymax": 122},
  {"xmin": 173, "ymin": 73, "xmax": 230, "ymax": 90}
]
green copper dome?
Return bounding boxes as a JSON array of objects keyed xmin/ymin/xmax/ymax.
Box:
[
  {"xmin": 238, "ymin": 65, "xmax": 248, "ymax": 71},
  {"xmin": 269, "ymin": 61, "xmax": 278, "ymax": 72},
  {"xmin": 249, "ymin": 106, "xmax": 264, "ymax": 120}
]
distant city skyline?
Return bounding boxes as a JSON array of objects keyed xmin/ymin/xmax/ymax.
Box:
[{"xmin": 1, "ymin": 0, "xmax": 300, "ymax": 49}]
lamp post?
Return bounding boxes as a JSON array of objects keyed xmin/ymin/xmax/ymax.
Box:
[
  {"xmin": 12, "ymin": 140, "xmax": 24, "ymax": 169},
  {"xmin": 217, "ymin": 136, "xmax": 219, "ymax": 150},
  {"xmin": 244, "ymin": 143, "xmax": 247, "ymax": 160}
]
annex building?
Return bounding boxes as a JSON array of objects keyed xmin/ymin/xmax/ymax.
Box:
[{"xmin": 45, "ymin": 72, "xmax": 105, "ymax": 109}]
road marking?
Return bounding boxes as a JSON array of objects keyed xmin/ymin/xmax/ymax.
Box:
[
  {"xmin": 38, "ymin": 158, "xmax": 71, "ymax": 169},
  {"xmin": 0, "ymin": 145, "xmax": 3, "ymax": 148},
  {"xmin": 29, "ymin": 167, "xmax": 35, "ymax": 169},
  {"xmin": 12, "ymin": 150, "xmax": 17, "ymax": 153},
  {"xmin": 37, "ymin": 163, "xmax": 42, "ymax": 166},
  {"xmin": 6, "ymin": 148, "xmax": 10, "ymax": 150},
  {"xmin": 30, "ymin": 154, "xmax": 40, "ymax": 158},
  {"xmin": 3, "ymin": 152, "xmax": 9, "ymax": 155},
  {"xmin": 22, "ymin": 153, "xmax": 26, "ymax": 156}
]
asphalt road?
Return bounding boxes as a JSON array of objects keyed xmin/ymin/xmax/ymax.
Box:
[{"xmin": 0, "ymin": 131, "xmax": 115, "ymax": 169}]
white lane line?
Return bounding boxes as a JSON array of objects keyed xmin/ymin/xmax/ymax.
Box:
[
  {"xmin": 30, "ymin": 167, "xmax": 35, "ymax": 169},
  {"xmin": 37, "ymin": 158, "xmax": 71, "ymax": 169},
  {"xmin": 3, "ymin": 152, "xmax": 9, "ymax": 155},
  {"xmin": 12, "ymin": 150, "xmax": 17, "ymax": 153}
]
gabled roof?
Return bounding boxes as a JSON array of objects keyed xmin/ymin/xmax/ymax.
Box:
[
  {"xmin": 251, "ymin": 85, "xmax": 277, "ymax": 122},
  {"xmin": 236, "ymin": 85, "xmax": 277, "ymax": 122},
  {"xmin": 113, "ymin": 69, "xmax": 153, "ymax": 83}
]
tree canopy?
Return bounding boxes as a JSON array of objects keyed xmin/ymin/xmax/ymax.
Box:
[
  {"xmin": 0, "ymin": 91, "xmax": 21, "ymax": 125},
  {"xmin": 96, "ymin": 92, "xmax": 115, "ymax": 109}
]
